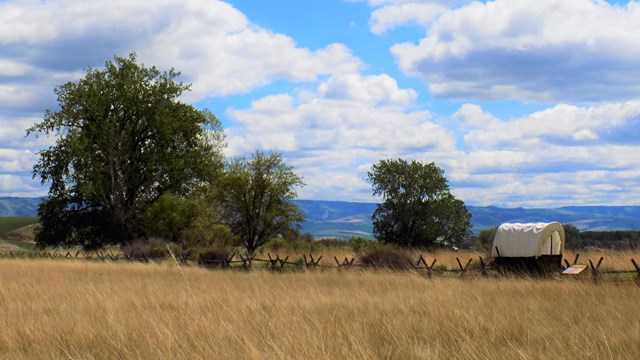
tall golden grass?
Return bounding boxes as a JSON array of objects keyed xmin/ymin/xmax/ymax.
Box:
[{"xmin": 0, "ymin": 257, "xmax": 639, "ymax": 359}]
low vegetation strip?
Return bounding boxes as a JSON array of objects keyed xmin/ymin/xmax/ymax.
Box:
[
  {"xmin": 2, "ymin": 249, "xmax": 640, "ymax": 285},
  {"xmin": 0, "ymin": 259, "xmax": 639, "ymax": 359}
]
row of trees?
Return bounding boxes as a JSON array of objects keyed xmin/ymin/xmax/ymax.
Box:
[{"xmin": 28, "ymin": 54, "xmax": 473, "ymax": 254}]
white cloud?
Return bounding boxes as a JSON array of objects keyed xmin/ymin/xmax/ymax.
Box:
[
  {"xmin": 0, "ymin": 0, "xmax": 362, "ymax": 197},
  {"xmin": 359, "ymin": 0, "xmax": 474, "ymax": 34},
  {"xmin": 0, "ymin": 149, "xmax": 36, "ymax": 173},
  {"xmin": 0, "ymin": 0, "xmax": 361, "ymax": 101},
  {"xmin": 370, "ymin": 3, "xmax": 447, "ymax": 34},
  {"xmin": 391, "ymin": 0, "xmax": 640, "ymax": 102},
  {"xmin": 462, "ymin": 101, "xmax": 640, "ymax": 150},
  {"xmin": 0, "ymin": 174, "xmax": 43, "ymax": 196},
  {"xmin": 226, "ymin": 73, "xmax": 455, "ymax": 200},
  {"xmin": 318, "ymin": 74, "xmax": 417, "ymax": 105},
  {"xmin": 440, "ymin": 100, "xmax": 640, "ymax": 206}
]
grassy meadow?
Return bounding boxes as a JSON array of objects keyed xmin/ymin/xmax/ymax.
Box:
[
  {"xmin": 0, "ymin": 257, "xmax": 639, "ymax": 359},
  {"xmin": 0, "ymin": 216, "xmax": 38, "ymax": 235}
]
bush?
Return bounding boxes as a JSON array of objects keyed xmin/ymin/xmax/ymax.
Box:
[
  {"xmin": 359, "ymin": 246, "xmax": 411, "ymax": 270},
  {"xmin": 197, "ymin": 247, "xmax": 233, "ymax": 268},
  {"xmin": 350, "ymin": 236, "xmax": 377, "ymax": 253},
  {"xmin": 122, "ymin": 237, "xmax": 178, "ymax": 260},
  {"xmin": 263, "ymin": 237, "xmax": 340, "ymax": 253},
  {"xmin": 316, "ymin": 238, "xmax": 348, "ymax": 248}
]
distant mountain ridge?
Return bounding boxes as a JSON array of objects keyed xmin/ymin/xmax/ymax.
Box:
[
  {"xmin": 0, "ymin": 197, "xmax": 43, "ymax": 217},
  {"xmin": 2, "ymin": 197, "xmax": 639, "ymax": 238},
  {"xmin": 293, "ymin": 200, "xmax": 640, "ymax": 237}
]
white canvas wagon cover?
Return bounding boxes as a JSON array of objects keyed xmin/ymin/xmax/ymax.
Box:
[{"xmin": 491, "ymin": 222, "xmax": 565, "ymax": 258}]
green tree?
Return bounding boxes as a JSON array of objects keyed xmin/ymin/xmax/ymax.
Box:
[
  {"xmin": 216, "ymin": 151, "xmax": 305, "ymax": 255},
  {"xmin": 368, "ymin": 159, "xmax": 472, "ymax": 248},
  {"xmin": 475, "ymin": 226, "xmax": 498, "ymax": 251},
  {"xmin": 562, "ymin": 223, "xmax": 581, "ymax": 250},
  {"xmin": 143, "ymin": 193, "xmax": 203, "ymax": 243},
  {"xmin": 28, "ymin": 54, "xmax": 225, "ymax": 249}
]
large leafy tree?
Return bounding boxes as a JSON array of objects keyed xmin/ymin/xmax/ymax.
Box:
[
  {"xmin": 28, "ymin": 54, "xmax": 225, "ymax": 248},
  {"xmin": 216, "ymin": 151, "xmax": 305, "ymax": 255},
  {"xmin": 368, "ymin": 159, "xmax": 472, "ymax": 248}
]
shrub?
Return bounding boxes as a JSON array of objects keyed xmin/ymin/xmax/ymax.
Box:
[
  {"xmin": 122, "ymin": 237, "xmax": 177, "ymax": 260},
  {"xmin": 317, "ymin": 238, "xmax": 348, "ymax": 248},
  {"xmin": 350, "ymin": 236, "xmax": 377, "ymax": 253},
  {"xmin": 359, "ymin": 246, "xmax": 412, "ymax": 270},
  {"xmin": 197, "ymin": 247, "xmax": 233, "ymax": 268}
]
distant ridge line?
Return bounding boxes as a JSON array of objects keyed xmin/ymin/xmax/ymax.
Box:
[{"xmin": 1, "ymin": 197, "xmax": 639, "ymax": 237}]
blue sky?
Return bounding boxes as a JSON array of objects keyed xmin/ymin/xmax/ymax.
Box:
[{"xmin": 0, "ymin": 0, "xmax": 639, "ymax": 207}]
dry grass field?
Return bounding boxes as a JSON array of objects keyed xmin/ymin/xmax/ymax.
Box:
[{"xmin": 0, "ymin": 257, "xmax": 639, "ymax": 359}]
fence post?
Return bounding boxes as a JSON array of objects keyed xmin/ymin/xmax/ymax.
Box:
[
  {"xmin": 589, "ymin": 257, "xmax": 604, "ymax": 285},
  {"xmin": 304, "ymin": 254, "xmax": 322, "ymax": 270},
  {"xmin": 479, "ymin": 256, "xmax": 488, "ymax": 277},
  {"xmin": 631, "ymin": 259, "xmax": 640, "ymax": 286},
  {"xmin": 456, "ymin": 257, "xmax": 473, "ymax": 277}
]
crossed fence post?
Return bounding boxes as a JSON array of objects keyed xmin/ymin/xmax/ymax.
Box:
[{"xmin": 303, "ymin": 254, "xmax": 322, "ymax": 270}]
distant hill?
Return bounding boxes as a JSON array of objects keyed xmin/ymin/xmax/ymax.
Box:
[
  {"xmin": 0, "ymin": 197, "xmax": 41, "ymax": 217},
  {"xmin": 293, "ymin": 201, "xmax": 640, "ymax": 237},
  {"xmin": 1, "ymin": 197, "xmax": 639, "ymax": 238},
  {"xmin": 293, "ymin": 200, "xmax": 376, "ymax": 239},
  {"xmin": 0, "ymin": 216, "xmax": 39, "ymax": 235},
  {"xmin": 468, "ymin": 205, "xmax": 640, "ymax": 232}
]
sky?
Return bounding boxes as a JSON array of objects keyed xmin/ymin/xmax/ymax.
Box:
[{"xmin": 0, "ymin": 0, "xmax": 639, "ymax": 207}]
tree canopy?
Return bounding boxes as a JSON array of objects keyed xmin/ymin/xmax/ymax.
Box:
[
  {"xmin": 28, "ymin": 54, "xmax": 225, "ymax": 248},
  {"xmin": 216, "ymin": 151, "xmax": 305, "ymax": 255},
  {"xmin": 368, "ymin": 159, "xmax": 472, "ymax": 248}
]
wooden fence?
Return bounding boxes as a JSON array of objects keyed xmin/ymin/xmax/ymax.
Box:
[{"xmin": 0, "ymin": 250, "xmax": 639, "ymax": 285}]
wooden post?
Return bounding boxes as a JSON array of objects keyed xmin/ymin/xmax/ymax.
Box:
[
  {"xmin": 424, "ymin": 258, "xmax": 437, "ymax": 278},
  {"xmin": 479, "ymin": 256, "xmax": 488, "ymax": 277},
  {"xmin": 589, "ymin": 257, "xmax": 604, "ymax": 284},
  {"xmin": 303, "ymin": 254, "xmax": 322, "ymax": 270},
  {"xmin": 456, "ymin": 257, "xmax": 473, "ymax": 277},
  {"xmin": 631, "ymin": 259, "xmax": 640, "ymax": 286},
  {"xmin": 239, "ymin": 253, "xmax": 255, "ymax": 271},
  {"xmin": 334, "ymin": 256, "xmax": 355, "ymax": 269},
  {"xmin": 564, "ymin": 253, "xmax": 580, "ymax": 270}
]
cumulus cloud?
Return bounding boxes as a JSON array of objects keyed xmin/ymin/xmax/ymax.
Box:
[
  {"xmin": 441, "ymin": 100, "xmax": 640, "ymax": 206},
  {"xmin": 0, "ymin": 0, "xmax": 361, "ymax": 102},
  {"xmin": 462, "ymin": 101, "xmax": 640, "ymax": 150},
  {"xmin": 391, "ymin": 0, "xmax": 640, "ymax": 102},
  {"xmin": 370, "ymin": 3, "xmax": 447, "ymax": 34},
  {"xmin": 226, "ymin": 73, "xmax": 456, "ymax": 200},
  {"xmin": 357, "ymin": 0, "xmax": 473, "ymax": 34},
  {"xmin": 0, "ymin": 0, "xmax": 362, "ymax": 197},
  {"xmin": 318, "ymin": 73, "xmax": 417, "ymax": 105},
  {"xmin": 225, "ymin": 78, "xmax": 640, "ymax": 205}
]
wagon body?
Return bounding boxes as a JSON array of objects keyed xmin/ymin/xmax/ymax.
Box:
[{"xmin": 491, "ymin": 222, "xmax": 565, "ymax": 275}]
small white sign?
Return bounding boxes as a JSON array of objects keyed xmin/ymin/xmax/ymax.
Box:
[{"xmin": 562, "ymin": 264, "xmax": 587, "ymax": 275}]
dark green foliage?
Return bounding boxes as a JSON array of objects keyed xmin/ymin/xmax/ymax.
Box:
[
  {"xmin": 368, "ymin": 159, "xmax": 472, "ymax": 248},
  {"xmin": 197, "ymin": 247, "xmax": 233, "ymax": 268},
  {"xmin": 121, "ymin": 237, "xmax": 179, "ymax": 260},
  {"xmin": 562, "ymin": 223, "xmax": 581, "ymax": 249},
  {"xmin": 350, "ymin": 236, "xmax": 377, "ymax": 253},
  {"xmin": 144, "ymin": 193, "xmax": 203, "ymax": 243},
  {"xmin": 28, "ymin": 54, "xmax": 224, "ymax": 249},
  {"xmin": 359, "ymin": 246, "xmax": 411, "ymax": 270},
  {"xmin": 475, "ymin": 226, "xmax": 498, "ymax": 251},
  {"xmin": 577, "ymin": 230, "xmax": 640, "ymax": 250},
  {"xmin": 216, "ymin": 151, "xmax": 305, "ymax": 256}
]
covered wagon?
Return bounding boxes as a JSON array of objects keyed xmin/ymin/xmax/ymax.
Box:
[{"xmin": 491, "ymin": 222, "xmax": 565, "ymax": 274}]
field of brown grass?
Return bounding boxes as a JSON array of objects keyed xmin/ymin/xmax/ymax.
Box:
[{"xmin": 0, "ymin": 257, "xmax": 639, "ymax": 359}]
